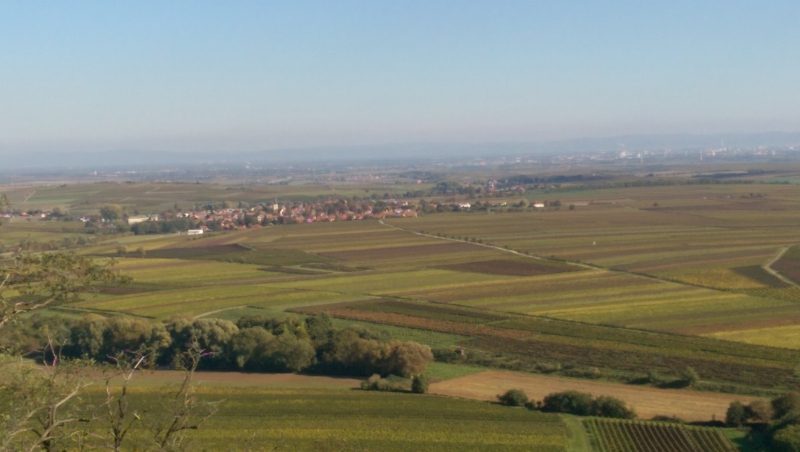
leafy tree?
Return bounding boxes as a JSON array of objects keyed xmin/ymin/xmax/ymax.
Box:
[
  {"xmin": 99, "ymin": 205, "xmax": 123, "ymax": 221},
  {"xmin": 164, "ymin": 318, "xmax": 238, "ymax": 369},
  {"xmin": 591, "ymin": 396, "xmax": 635, "ymax": 419},
  {"xmin": 0, "ymin": 252, "xmax": 124, "ymax": 331},
  {"xmin": 746, "ymin": 400, "xmax": 774, "ymax": 424},
  {"xmin": 497, "ymin": 389, "xmax": 529, "ymax": 407},
  {"xmin": 773, "ymin": 425, "xmax": 800, "ymax": 452},
  {"xmin": 773, "ymin": 393, "xmax": 800, "ymax": 420},
  {"xmin": 411, "ymin": 375, "xmax": 429, "ymax": 394},
  {"xmin": 384, "ymin": 341, "xmax": 433, "ymax": 377},
  {"xmin": 681, "ymin": 366, "xmax": 700, "ymax": 387},
  {"xmin": 725, "ymin": 401, "xmax": 748, "ymax": 427},
  {"xmin": 541, "ymin": 391, "xmax": 594, "ymax": 415}
]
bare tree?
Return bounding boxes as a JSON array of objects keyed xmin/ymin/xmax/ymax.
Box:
[
  {"xmin": 151, "ymin": 343, "xmax": 217, "ymax": 451},
  {"xmin": 1, "ymin": 339, "xmax": 92, "ymax": 452},
  {"xmin": 102, "ymin": 351, "xmax": 148, "ymax": 452}
]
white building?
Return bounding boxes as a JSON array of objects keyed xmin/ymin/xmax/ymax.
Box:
[{"xmin": 187, "ymin": 229, "xmax": 204, "ymax": 236}]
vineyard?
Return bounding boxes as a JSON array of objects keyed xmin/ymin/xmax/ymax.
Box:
[{"xmin": 584, "ymin": 418, "xmax": 736, "ymax": 452}]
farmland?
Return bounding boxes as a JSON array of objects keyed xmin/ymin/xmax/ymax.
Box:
[
  {"xmin": 7, "ymin": 174, "xmax": 800, "ymax": 449},
  {"xmin": 89, "ymin": 382, "xmax": 570, "ymax": 451},
  {"xmin": 584, "ymin": 418, "xmax": 736, "ymax": 452},
  {"xmin": 428, "ymin": 370, "xmax": 762, "ymax": 422}
]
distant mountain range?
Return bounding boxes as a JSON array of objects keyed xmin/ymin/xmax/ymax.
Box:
[{"xmin": 2, "ymin": 131, "xmax": 800, "ymax": 171}]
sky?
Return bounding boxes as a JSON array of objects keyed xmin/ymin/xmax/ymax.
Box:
[{"xmin": 1, "ymin": 1, "xmax": 799, "ymax": 154}]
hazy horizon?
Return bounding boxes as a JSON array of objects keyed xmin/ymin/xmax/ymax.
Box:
[{"xmin": 2, "ymin": 1, "xmax": 799, "ymax": 154}]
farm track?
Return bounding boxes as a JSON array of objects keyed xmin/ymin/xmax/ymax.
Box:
[
  {"xmin": 764, "ymin": 246, "xmax": 800, "ymax": 288},
  {"xmin": 193, "ymin": 305, "xmax": 247, "ymax": 319},
  {"xmin": 379, "ymin": 219, "xmax": 748, "ymax": 296}
]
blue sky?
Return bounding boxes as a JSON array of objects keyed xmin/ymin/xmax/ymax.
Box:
[{"xmin": 1, "ymin": 1, "xmax": 799, "ymax": 153}]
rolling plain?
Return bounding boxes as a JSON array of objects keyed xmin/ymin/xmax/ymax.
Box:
[{"xmin": 5, "ymin": 176, "xmax": 800, "ymax": 449}]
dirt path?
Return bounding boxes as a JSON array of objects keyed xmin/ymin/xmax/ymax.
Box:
[
  {"xmin": 764, "ymin": 246, "xmax": 799, "ymax": 287},
  {"xmin": 378, "ymin": 219, "xmax": 596, "ymax": 270},
  {"xmin": 429, "ymin": 370, "xmax": 762, "ymax": 422},
  {"xmin": 193, "ymin": 305, "xmax": 247, "ymax": 319},
  {"xmin": 22, "ymin": 188, "xmax": 36, "ymax": 203},
  {"xmin": 379, "ymin": 219, "xmax": 750, "ymax": 294}
]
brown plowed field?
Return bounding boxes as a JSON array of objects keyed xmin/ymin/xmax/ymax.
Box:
[{"xmin": 429, "ymin": 370, "xmax": 762, "ymax": 422}]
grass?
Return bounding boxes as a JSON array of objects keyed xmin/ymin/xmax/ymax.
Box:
[
  {"xmin": 424, "ymin": 362, "xmax": 486, "ymax": 382},
  {"xmin": 87, "ymin": 385, "xmax": 569, "ymax": 451}
]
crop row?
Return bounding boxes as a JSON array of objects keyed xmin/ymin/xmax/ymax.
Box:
[
  {"xmin": 585, "ymin": 418, "xmax": 735, "ymax": 452},
  {"xmin": 297, "ymin": 299, "xmax": 800, "ymax": 392}
]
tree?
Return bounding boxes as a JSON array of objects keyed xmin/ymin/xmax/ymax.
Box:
[
  {"xmin": 746, "ymin": 400, "xmax": 774, "ymax": 424},
  {"xmin": 773, "ymin": 425, "xmax": 800, "ymax": 452},
  {"xmin": 99, "ymin": 205, "xmax": 123, "ymax": 222},
  {"xmin": 726, "ymin": 401, "xmax": 748, "ymax": 427},
  {"xmin": 497, "ymin": 389, "xmax": 528, "ymax": 407},
  {"xmin": 0, "ymin": 252, "xmax": 124, "ymax": 331},
  {"xmin": 384, "ymin": 341, "xmax": 434, "ymax": 377},
  {"xmin": 680, "ymin": 366, "xmax": 700, "ymax": 387},
  {"xmin": 591, "ymin": 396, "xmax": 636, "ymax": 419},
  {"xmin": 773, "ymin": 393, "xmax": 800, "ymax": 420},
  {"xmin": 411, "ymin": 375, "xmax": 429, "ymax": 394},
  {"xmin": 150, "ymin": 344, "xmax": 217, "ymax": 450},
  {"xmin": 541, "ymin": 391, "xmax": 594, "ymax": 415},
  {"xmin": 0, "ymin": 342, "xmax": 92, "ymax": 451}
]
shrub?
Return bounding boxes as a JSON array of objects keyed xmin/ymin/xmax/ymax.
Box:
[
  {"xmin": 681, "ymin": 366, "xmax": 700, "ymax": 387},
  {"xmin": 541, "ymin": 391, "xmax": 593, "ymax": 416},
  {"xmin": 591, "ymin": 396, "xmax": 636, "ymax": 419},
  {"xmin": 773, "ymin": 425, "xmax": 800, "ymax": 452},
  {"xmin": 746, "ymin": 400, "xmax": 774, "ymax": 424},
  {"xmin": 497, "ymin": 389, "xmax": 528, "ymax": 407},
  {"xmin": 411, "ymin": 375, "xmax": 429, "ymax": 394},
  {"xmin": 773, "ymin": 393, "xmax": 800, "ymax": 420},
  {"xmin": 360, "ymin": 374, "xmax": 407, "ymax": 392},
  {"xmin": 725, "ymin": 401, "xmax": 747, "ymax": 427}
]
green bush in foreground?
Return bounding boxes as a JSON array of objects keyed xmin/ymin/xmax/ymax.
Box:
[
  {"xmin": 497, "ymin": 389, "xmax": 529, "ymax": 407},
  {"xmin": 773, "ymin": 425, "xmax": 800, "ymax": 452},
  {"xmin": 411, "ymin": 375, "xmax": 429, "ymax": 394}
]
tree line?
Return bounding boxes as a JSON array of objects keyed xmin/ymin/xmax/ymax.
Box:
[{"xmin": 29, "ymin": 314, "xmax": 435, "ymax": 378}]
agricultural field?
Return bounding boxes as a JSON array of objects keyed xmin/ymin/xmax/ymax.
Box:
[
  {"xmin": 11, "ymin": 179, "xmax": 793, "ymax": 393},
  {"xmin": 99, "ymin": 383, "xmax": 570, "ymax": 451},
  {"xmin": 584, "ymin": 418, "xmax": 737, "ymax": 452},
  {"xmin": 296, "ymin": 299, "xmax": 800, "ymax": 393},
  {"xmin": 428, "ymin": 370, "xmax": 762, "ymax": 422},
  {"xmin": 10, "ymin": 178, "xmax": 800, "ymax": 450}
]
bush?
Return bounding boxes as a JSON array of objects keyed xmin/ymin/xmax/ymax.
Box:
[
  {"xmin": 411, "ymin": 375, "xmax": 429, "ymax": 394},
  {"xmin": 681, "ymin": 366, "xmax": 700, "ymax": 387},
  {"xmin": 360, "ymin": 374, "xmax": 407, "ymax": 392},
  {"xmin": 541, "ymin": 391, "xmax": 594, "ymax": 416},
  {"xmin": 773, "ymin": 393, "xmax": 800, "ymax": 420},
  {"xmin": 773, "ymin": 425, "xmax": 800, "ymax": 452},
  {"xmin": 747, "ymin": 400, "xmax": 774, "ymax": 424},
  {"xmin": 725, "ymin": 401, "xmax": 748, "ymax": 427},
  {"xmin": 591, "ymin": 396, "xmax": 636, "ymax": 419},
  {"xmin": 497, "ymin": 389, "xmax": 529, "ymax": 407}
]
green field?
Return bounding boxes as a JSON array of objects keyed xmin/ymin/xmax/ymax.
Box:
[
  {"xmin": 9, "ymin": 180, "xmax": 800, "ymax": 396},
  {"xmin": 95, "ymin": 385, "xmax": 569, "ymax": 451},
  {"xmin": 584, "ymin": 418, "xmax": 737, "ymax": 452}
]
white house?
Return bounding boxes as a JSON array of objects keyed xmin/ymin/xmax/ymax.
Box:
[{"xmin": 187, "ymin": 229, "xmax": 204, "ymax": 236}]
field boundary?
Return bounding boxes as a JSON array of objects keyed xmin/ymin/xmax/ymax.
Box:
[{"xmin": 764, "ymin": 246, "xmax": 800, "ymax": 288}]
